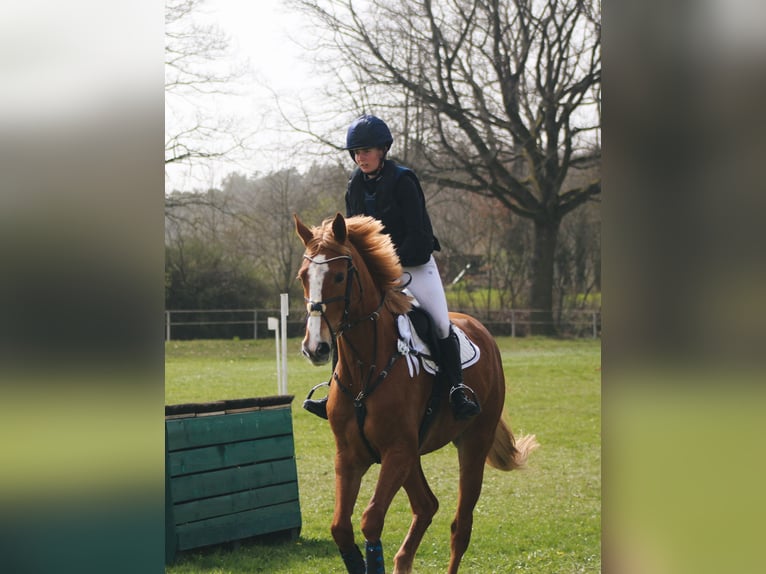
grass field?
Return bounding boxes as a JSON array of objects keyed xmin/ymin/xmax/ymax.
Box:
[{"xmin": 165, "ymin": 336, "xmax": 601, "ymax": 573}]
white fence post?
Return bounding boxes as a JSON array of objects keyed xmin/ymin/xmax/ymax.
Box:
[
  {"xmin": 166, "ymin": 310, "xmax": 171, "ymax": 341},
  {"xmin": 280, "ymin": 294, "xmax": 289, "ymax": 395},
  {"xmin": 267, "ymin": 317, "xmax": 281, "ymax": 394}
]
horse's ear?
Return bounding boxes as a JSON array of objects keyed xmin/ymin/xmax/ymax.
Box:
[
  {"xmin": 294, "ymin": 213, "xmax": 313, "ymax": 246},
  {"xmin": 332, "ymin": 212, "xmax": 347, "ymax": 242}
]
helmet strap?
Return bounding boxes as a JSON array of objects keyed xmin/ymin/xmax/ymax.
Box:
[{"xmin": 371, "ymin": 156, "xmax": 386, "ymax": 178}]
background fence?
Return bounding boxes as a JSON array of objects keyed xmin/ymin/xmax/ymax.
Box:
[{"xmin": 165, "ymin": 308, "xmax": 601, "ymax": 341}]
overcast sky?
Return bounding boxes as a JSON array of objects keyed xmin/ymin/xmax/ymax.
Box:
[{"xmin": 165, "ymin": 0, "xmax": 334, "ymax": 193}]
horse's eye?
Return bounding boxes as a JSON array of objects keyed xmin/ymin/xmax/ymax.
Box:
[{"xmin": 334, "ymin": 272, "xmax": 345, "ymax": 283}]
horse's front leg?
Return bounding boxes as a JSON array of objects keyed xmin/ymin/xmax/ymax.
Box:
[
  {"xmin": 332, "ymin": 449, "xmax": 369, "ymax": 574},
  {"xmin": 361, "ymin": 447, "xmax": 417, "ymax": 574}
]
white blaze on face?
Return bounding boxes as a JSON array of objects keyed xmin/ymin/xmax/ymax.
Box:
[{"xmin": 306, "ymin": 254, "xmax": 329, "ymax": 346}]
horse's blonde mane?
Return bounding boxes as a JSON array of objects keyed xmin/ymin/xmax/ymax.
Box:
[{"xmin": 311, "ymin": 215, "xmax": 411, "ymax": 316}]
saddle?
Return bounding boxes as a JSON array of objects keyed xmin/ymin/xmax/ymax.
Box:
[{"xmin": 396, "ymin": 304, "xmax": 481, "ymax": 378}]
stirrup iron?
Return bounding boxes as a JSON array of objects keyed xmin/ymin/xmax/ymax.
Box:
[
  {"xmin": 305, "ymin": 380, "xmax": 330, "ymax": 400},
  {"xmin": 449, "ymin": 383, "xmax": 478, "ymax": 401}
]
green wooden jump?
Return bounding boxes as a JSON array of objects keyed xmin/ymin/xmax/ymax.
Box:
[{"xmin": 165, "ymin": 396, "xmax": 301, "ymax": 563}]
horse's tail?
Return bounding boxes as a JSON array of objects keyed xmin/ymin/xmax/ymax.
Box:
[{"xmin": 486, "ymin": 417, "xmax": 540, "ymax": 471}]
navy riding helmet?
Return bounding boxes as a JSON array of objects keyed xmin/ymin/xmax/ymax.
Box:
[{"xmin": 343, "ymin": 114, "xmax": 393, "ymax": 160}]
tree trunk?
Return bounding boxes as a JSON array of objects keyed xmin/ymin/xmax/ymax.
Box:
[{"xmin": 530, "ymin": 217, "xmax": 560, "ymax": 336}]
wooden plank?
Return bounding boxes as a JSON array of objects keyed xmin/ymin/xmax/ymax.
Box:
[
  {"xmin": 166, "ymin": 408, "xmax": 293, "ymax": 451},
  {"xmin": 170, "ymin": 459, "xmax": 298, "ymax": 503},
  {"xmin": 165, "ymin": 396, "xmax": 294, "ymax": 418},
  {"xmin": 176, "ymin": 501, "xmax": 302, "ymax": 551},
  {"xmin": 168, "ymin": 434, "xmax": 295, "ymax": 477},
  {"xmin": 173, "ymin": 482, "xmax": 299, "ymax": 525},
  {"xmin": 165, "ymin": 426, "xmax": 178, "ymax": 564}
]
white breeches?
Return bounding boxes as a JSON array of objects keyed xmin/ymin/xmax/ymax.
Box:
[{"xmin": 402, "ymin": 255, "xmax": 451, "ymax": 339}]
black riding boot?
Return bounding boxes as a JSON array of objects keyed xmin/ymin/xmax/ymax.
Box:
[
  {"xmin": 303, "ymin": 382, "xmax": 329, "ymax": 419},
  {"xmin": 438, "ymin": 328, "xmax": 481, "ymax": 420},
  {"xmin": 303, "ymin": 396, "xmax": 328, "ymax": 419}
]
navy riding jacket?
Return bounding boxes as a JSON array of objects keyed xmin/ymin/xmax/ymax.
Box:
[{"xmin": 345, "ymin": 160, "xmax": 440, "ymax": 267}]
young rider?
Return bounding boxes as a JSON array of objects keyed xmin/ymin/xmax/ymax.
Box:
[{"xmin": 303, "ymin": 114, "xmax": 481, "ymax": 421}]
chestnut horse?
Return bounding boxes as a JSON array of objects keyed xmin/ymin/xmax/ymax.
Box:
[{"xmin": 295, "ymin": 213, "xmax": 538, "ymax": 574}]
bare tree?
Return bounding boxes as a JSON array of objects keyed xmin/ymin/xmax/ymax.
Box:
[
  {"xmin": 290, "ymin": 0, "xmax": 600, "ymax": 334},
  {"xmin": 232, "ymin": 169, "xmax": 307, "ymax": 295},
  {"xmin": 429, "ymin": 189, "xmax": 532, "ymax": 315},
  {"xmin": 165, "ymin": 187, "xmax": 269, "ymax": 311},
  {"xmin": 224, "ymin": 163, "xmax": 346, "ymax": 296},
  {"xmin": 165, "ymin": 0, "xmax": 249, "ymax": 182}
]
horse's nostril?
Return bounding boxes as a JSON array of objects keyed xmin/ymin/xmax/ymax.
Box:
[{"xmin": 316, "ymin": 342, "xmax": 331, "ymax": 357}]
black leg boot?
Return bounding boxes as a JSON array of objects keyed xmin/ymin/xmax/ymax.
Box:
[
  {"xmin": 339, "ymin": 544, "xmax": 366, "ymax": 574},
  {"xmin": 302, "ymin": 381, "xmax": 329, "ymax": 419},
  {"xmin": 437, "ymin": 328, "xmax": 481, "ymax": 420},
  {"xmin": 365, "ymin": 539, "xmax": 385, "ymax": 574}
]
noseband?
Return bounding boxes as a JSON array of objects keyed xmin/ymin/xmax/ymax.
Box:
[{"xmin": 303, "ymin": 254, "xmax": 357, "ymax": 334}]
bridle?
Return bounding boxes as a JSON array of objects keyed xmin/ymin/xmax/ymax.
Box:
[
  {"xmin": 303, "ymin": 252, "xmax": 388, "ymax": 339},
  {"xmin": 302, "ymin": 250, "xmax": 400, "ymax": 464},
  {"xmin": 303, "ymin": 254, "xmax": 357, "ymax": 339}
]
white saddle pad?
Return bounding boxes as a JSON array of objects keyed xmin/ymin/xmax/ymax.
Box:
[{"xmin": 396, "ymin": 314, "xmax": 481, "ymax": 378}]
